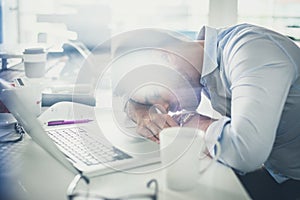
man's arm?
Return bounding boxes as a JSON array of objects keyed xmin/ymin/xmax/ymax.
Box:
[{"xmin": 205, "ymin": 35, "xmax": 296, "ymax": 173}]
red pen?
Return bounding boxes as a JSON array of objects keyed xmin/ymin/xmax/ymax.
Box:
[{"xmin": 47, "ymin": 119, "xmax": 93, "ymax": 126}]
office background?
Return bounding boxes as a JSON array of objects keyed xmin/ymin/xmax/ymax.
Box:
[
  {"xmin": 0, "ymin": 1, "xmax": 299, "ymax": 200},
  {"xmin": 0, "ymin": 0, "xmax": 299, "ymax": 49}
]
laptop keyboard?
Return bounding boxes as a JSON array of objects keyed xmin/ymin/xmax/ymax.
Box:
[{"xmin": 47, "ymin": 127, "xmax": 132, "ymax": 166}]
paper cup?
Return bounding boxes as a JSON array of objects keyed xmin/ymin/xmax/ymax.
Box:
[{"xmin": 23, "ymin": 48, "xmax": 47, "ymax": 78}]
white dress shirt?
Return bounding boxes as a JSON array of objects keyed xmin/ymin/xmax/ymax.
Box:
[{"xmin": 197, "ymin": 24, "xmax": 300, "ymax": 183}]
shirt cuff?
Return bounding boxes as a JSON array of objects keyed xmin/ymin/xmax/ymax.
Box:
[{"xmin": 204, "ymin": 116, "xmax": 231, "ymax": 157}]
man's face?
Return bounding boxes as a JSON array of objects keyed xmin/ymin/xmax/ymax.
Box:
[
  {"xmin": 130, "ymin": 50, "xmax": 202, "ymax": 112},
  {"xmin": 112, "ymin": 36, "xmax": 204, "ymax": 112}
]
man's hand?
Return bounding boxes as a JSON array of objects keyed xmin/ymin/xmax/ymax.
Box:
[
  {"xmin": 125, "ymin": 100, "xmax": 179, "ymax": 143},
  {"xmin": 125, "ymin": 99, "xmax": 216, "ymax": 143}
]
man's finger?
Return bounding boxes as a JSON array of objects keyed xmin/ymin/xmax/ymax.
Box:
[
  {"xmin": 152, "ymin": 104, "xmax": 168, "ymax": 114},
  {"xmin": 137, "ymin": 118, "xmax": 161, "ymax": 139},
  {"xmin": 164, "ymin": 114, "xmax": 180, "ymax": 127},
  {"xmin": 146, "ymin": 123, "xmax": 162, "ymax": 139},
  {"xmin": 150, "ymin": 114, "xmax": 169, "ymax": 129},
  {"xmin": 136, "ymin": 126, "xmax": 159, "ymax": 143}
]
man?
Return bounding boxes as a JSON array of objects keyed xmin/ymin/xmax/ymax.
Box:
[{"xmin": 123, "ymin": 24, "xmax": 300, "ymax": 199}]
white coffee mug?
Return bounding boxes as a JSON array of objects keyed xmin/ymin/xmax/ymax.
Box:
[
  {"xmin": 160, "ymin": 127, "xmax": 221, "ymax": 191},
  {"xmin": 23, "ymin": 47, "xmax": 47, "ymax": 78}
]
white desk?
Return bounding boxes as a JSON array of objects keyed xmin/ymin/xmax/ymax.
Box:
[{"xmin": 7, "ymin": 106, "xmax": 250, "ymax": 200}]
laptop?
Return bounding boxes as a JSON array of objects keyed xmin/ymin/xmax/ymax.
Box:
[{"xmin": 0, "ymin": 88, "xmax": 160, "ymax": 177}]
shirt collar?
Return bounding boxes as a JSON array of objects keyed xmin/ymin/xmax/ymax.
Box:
[{"xmin": 197, "ymin": 26, "xmax": 219, "ymax": 81}]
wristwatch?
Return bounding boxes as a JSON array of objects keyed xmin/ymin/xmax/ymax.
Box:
[{"xmin": 178, "ymin": 112, "xmax": 197, "ymax": 127}]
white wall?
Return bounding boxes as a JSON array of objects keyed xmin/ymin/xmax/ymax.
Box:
[
  {"xmin": 1, "ymin": 0, "xmax": 19, "ymax": 44},
  {"xmin": 209, "ymin": 0, "xmax": 238, "ymax": 28}
]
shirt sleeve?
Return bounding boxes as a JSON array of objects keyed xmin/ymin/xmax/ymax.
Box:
[{"xmin": 205, "ymin": 33, "xmax": 296, "ymax": 173}]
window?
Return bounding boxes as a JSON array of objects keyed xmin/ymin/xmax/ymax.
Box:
[
  {"xmin": 18, "ymin": 0, "xmax": 210, "ymax": 47},
  {"xmin": 238, "ymin": 0, "xmax": 300, "ymax": 39},
  {"xmin": 11, "ymin": 0, "xmax": 300, "ymax": 47}
]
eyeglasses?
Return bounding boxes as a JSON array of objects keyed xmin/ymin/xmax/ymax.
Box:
[
  {"xmin": 0, "ymin": 123, "xmax": 25, "ymax": 143},
  {"xmin": 67, "ymin": 174, "xmax": 158, "ymax": 200}
]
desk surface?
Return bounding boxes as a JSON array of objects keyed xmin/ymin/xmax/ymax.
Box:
[
  {"xmin": 1, "ymin": 107, "xmax": 250, "ymax": 200},
  {"xmin": 8, "ymin": 135, "xmax": 250, "ymax": 200},
  {"xmin": 0, "ymin": 52, "xmax": 250, "ymax": 200}
]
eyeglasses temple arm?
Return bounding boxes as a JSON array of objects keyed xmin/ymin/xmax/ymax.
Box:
[{"xmin": 67, "ymin": 174, "xmax": 90, "ymax": 195}]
